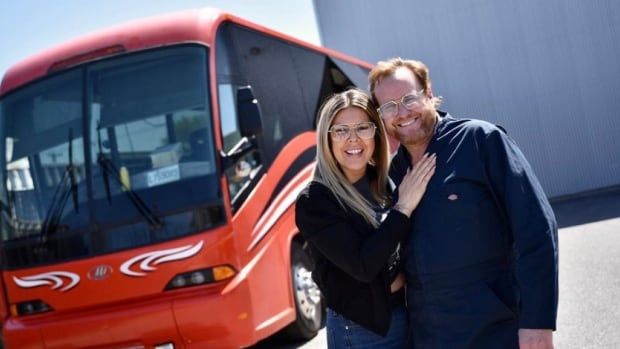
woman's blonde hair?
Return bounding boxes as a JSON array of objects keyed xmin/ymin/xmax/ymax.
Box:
[{"xmin": 314, "ymin": 88, "xmax": 390, "ymax": 227}]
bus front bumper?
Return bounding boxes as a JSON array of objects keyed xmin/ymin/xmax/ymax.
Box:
[{"xmin": 2, "ymin": 281, "xmax": 257, "ymax": 349}]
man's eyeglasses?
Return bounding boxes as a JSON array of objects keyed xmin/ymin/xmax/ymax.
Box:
[
  {"xmin": 328, "ymin": 122, "xmax": 377, "ymax": 141},
  {"xmin": 377, "ymin": 89, "xmax": 426, "ymax": 119}
]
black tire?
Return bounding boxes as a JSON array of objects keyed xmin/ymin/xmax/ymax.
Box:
[{"xmin": 280, "ymin": 241, "xmax": 323, "ymax": 341}]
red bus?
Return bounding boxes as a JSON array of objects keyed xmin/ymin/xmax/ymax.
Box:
[{"xmin": 0, "ymin": 8, "xmax": 372, "ymax": 349}]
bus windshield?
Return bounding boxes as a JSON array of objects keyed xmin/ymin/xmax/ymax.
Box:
[{"xmin": 0, "ymin": 45, "xmax": 225, "ymax": 268}]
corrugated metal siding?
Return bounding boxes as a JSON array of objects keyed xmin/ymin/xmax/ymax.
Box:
[{"xmin": 314, "ymin": 0, "xmax": 620, "ymax": 197}]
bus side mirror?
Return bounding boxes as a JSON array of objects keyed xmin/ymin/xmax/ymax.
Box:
[{"xmin": 236, "ymin": 86, "xmax": 262, "ymax": 137}]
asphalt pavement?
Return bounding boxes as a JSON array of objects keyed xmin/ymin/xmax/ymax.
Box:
[{"xmin": 552, "ymin": 187, "xmax": 620, "ymax": 348}]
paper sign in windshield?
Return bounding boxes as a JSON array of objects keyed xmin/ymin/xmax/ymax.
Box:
[{"xmin": 147, "ymin": 164, "xmax": 180, "ymax": 187}]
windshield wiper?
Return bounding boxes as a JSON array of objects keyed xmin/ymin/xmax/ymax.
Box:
[
  {"xmin": 96, "ymin": 124, "xmax": 162, "ymax": 229},
  {"xmin": 39, "ymin": 128, "xmax": 79, "ymax": 243}
]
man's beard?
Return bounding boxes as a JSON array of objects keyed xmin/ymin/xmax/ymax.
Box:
[{"xmin": 397, "ymin": 108, "xmax": 437, "ymax": 146}]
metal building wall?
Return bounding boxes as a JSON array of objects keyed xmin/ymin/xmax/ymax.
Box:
[{"xmin": 313, "ymin": 0, "xmax": 620, "ymax": 198}]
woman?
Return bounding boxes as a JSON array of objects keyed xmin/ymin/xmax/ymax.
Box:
[{"xmin": 295, "ymin": 88, "xmax": 435, "ymax": 348}]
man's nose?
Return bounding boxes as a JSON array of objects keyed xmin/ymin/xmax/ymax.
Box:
[{"xmin": 396, "ymin": 102, "xmax": 409, "ymax": 117}]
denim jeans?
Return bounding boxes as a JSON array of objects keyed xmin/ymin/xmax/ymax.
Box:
[{"xmin": 326, "ymin": 306, "xmax": 409, "ymax": 348}]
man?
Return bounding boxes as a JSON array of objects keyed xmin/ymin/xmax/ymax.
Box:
[{"xmin": 369, "ymin": 58, "xmax": 558, "ymax": 349}]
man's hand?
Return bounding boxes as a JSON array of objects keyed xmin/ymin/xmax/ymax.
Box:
[{"xmin": 519, "ymin": 329, "xmax": 553, "ymax": 349}]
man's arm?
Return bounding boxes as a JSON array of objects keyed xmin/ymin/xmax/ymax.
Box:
[{"xmin": 481, "ymin": 125, "xmax": 559, "ymax": 331}]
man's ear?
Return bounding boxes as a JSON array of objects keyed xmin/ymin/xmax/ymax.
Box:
[{"xmin": 427, "ymin": 87, "xmax": 434, "ymax": 98}]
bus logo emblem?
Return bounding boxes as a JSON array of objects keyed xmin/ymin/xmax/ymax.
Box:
[{"xmin": 88, "ymin": 265, "xmax": 113, "ymax": 280}]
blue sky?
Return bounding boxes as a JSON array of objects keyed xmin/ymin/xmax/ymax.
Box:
[{"xmin": 0, "ymin": 0, "xmax": 321, "ymax": 80}]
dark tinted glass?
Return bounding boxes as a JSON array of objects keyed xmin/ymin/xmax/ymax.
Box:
[{"xmin": 0, "ymin": 46, "xmax": 225, "ymax": 268}]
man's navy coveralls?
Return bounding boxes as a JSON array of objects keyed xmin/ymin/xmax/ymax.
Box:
[{"xmin": 390, "ymin": 112, "xmax": 558, "ymax": 348}]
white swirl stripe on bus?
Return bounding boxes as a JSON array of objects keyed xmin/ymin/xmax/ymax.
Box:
[
  {"xmin": 120, "ymin": 240, "xmax": 204, "ymax": 277},
  {"xmin": 13, "ymin": 271, "xmax": 80, "ymax": 292},
  {"xmin": 249, "ymin": 162, "xmax": 315, "ymax": 251}
]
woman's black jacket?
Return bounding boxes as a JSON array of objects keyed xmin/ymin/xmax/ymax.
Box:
[{"xmin": 295, "ymin": 181, "xmax": 411, "ymax": 336}]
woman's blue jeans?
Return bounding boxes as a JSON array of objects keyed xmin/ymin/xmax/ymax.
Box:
[{"xmin": 326, "ymin": 306, "xmax": 409, "ymax": 348}]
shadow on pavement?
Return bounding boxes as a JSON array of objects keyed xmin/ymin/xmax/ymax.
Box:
[
  {"xmin": 251, "ymin": 338, "xmax": 307, "ymax": 349},
  {"xmin": 250, "ymin": 332, "xmax": 322, "ymax": 349},
  {"xmin": 248, "ymin": 318, "xmax": 326, "ymax": 349},
  {"xmin": 550, "ymin": 186, "xmax": 620, "ymax": 229}
]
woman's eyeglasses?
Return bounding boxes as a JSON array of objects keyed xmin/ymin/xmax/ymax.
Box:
[{"xmin": 328, "ymin": 122, "xmax": 377, "ymax": 141}]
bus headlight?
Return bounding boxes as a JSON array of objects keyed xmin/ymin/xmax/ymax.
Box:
[
  {"xmin": 10, "ymin": 299, "xmax": 53, "ymax": 316},
  {"xmin": 165, "ymin": 265, "xmax": 236, "ymax": 290}
]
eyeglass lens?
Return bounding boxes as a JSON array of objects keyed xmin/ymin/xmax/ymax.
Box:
[
  {"xmin": 379, "ymin": 91, "xmax": 424, "ymax": 118},
  {"xmin": 330, "ymin": 123, "xmax": 376, "ymax": 140}
]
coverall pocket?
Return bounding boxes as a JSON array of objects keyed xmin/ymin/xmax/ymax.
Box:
[
  {"xmin": 428, "ymin": 281, "xmax": 518, "ymax": 348},
  {"xmin": 479, "ymin": 280, "xmax": 518, "ymax": 320},
  {"xmin": 443, "ymin": 181, "xmax": 486, "ymax": 208},
  {"xmin": 415, "ymin": 182, "xmax": 487, "ymax": 271}
]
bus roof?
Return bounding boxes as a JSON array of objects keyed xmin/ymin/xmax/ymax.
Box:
[{"xmin": 0, "ymin": 7, "xmax": 372, "ymax": 96}]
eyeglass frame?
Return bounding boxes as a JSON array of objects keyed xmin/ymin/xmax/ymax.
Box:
[
  {"xmin": 328, "ymin": 121, "xmax": 377, "ymax": 141},
  {"xmin": 377, "ymin": 89, "xmax": 427, "ymax": 119}
]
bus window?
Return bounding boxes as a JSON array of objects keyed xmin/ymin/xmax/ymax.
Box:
[
  {"xmin": 2, "ymin": 69, "xmax": 89, "ymax": 242},
  {"xmin": 0, "ymin": 45, "xmax": 225, "ymax": 268},
  {"xmin": 218, "ymin": 83, "xmax": 262, "ymax": 203},
  {"xmin": 216, "ymin": 22, "xmax": 362, "ymax": 206},
  {"xmin": 217, "ymin": 23, "xmax": 326, "ymax": 166}
]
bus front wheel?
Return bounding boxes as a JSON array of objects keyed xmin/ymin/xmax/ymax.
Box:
[{"xmin": 281, "ymin": 241, "xmax": 323, "ymax": 340}]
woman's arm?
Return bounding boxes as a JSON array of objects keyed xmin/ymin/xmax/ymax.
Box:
[{"xmin": 295, "ymin": 182, "xmax": 410, "ymax": 283}]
